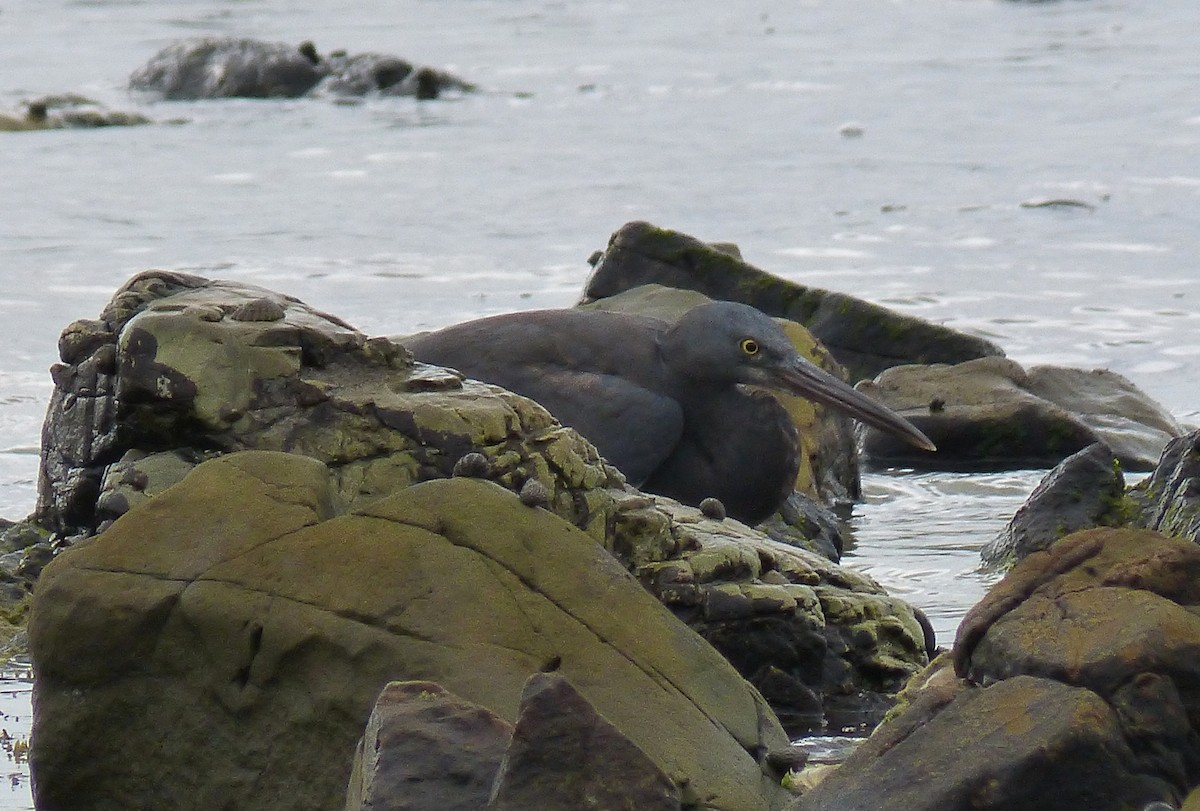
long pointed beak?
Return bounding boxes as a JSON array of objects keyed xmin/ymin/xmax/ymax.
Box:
[{"xmin": 773, "ymin": 357, "xmax": 937, "ymax": 452}]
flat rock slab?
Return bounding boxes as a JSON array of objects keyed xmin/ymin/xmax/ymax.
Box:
[
  {"xmin": 582, "ymin": 221, "xmax": 1002, "ymax": 382},
  {"xmin": 858, "ymin": 358, "xmax": 1183, "ymax": 471},
  {"xmin": 29, "ymin": 451, "xmax": 788, "ymax": 811}
]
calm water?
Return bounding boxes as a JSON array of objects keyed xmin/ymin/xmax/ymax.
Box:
[{"xmin": 2, "ymin": 0, "xmax": 1199, "ymax": 804}]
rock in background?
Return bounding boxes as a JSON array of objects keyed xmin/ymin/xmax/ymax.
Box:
[
  {"xmin": 583, "ymin": 220, "xmax": 1003, "ymax": 383},
  {"xmin": 859, "ymin": 359, "xmax": 1184, "ymax": 471}
]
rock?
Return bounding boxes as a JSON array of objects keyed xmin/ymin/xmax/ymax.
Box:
[
  {"xmin": 318, "ymin": 51, "xmax": 474, "ymax": 99},
  {"xmin": 643, "ymin": 500, "xmax": 929, "ymax": 735},
  {"xmin": 0, "ymin": 96, "xmax": 150, "ymax": 131},
  {"xmin": 980, "ymin": 443, "xmax": 1127, "ymax": 569},
  {"xmin": 1130, "ymin": 429, "xmax": 1200, "ymax": 543},
  {"xmin": 129, "ymin": 37, "xmax": 473, "ymax": 101},
  {"xmin": 36, "ymin": 269, "xmax": 623, "ymax": 542},
  {"xmin": 29, "ymin": 452, "xmax": 789, "ymax": 811},
  {"xmin": 345, "ymin": 681, "xmax": 513, "ymax": 811},
  {"xmin": 130, "ymin": 37, "xmax": 327, "ymax": 99},
  {"xmin": 487, "ymin": 672, "xmax": 681, "ymax": 810},
  {"xmin": 796, "ymin": 527, "xmax": 1200, "ymax": 811},
  {"xmin": 791, "ymin": 673, "xmax": 1164, "ymax": 811},
  {"xmin": 858, "ymin": 357, "xmax": 1183, "ymax": 471},
  {"xmin": 582, "ymin": 221, "xmax": 1003, "ymax": 382},
  {"xmin": 34, "ymin": 270, "xmax": 930, "ymax": 740}
]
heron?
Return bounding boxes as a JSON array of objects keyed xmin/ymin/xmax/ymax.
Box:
[{"xmin": 405, "ymin": 301, "xmax": 935, "ymax": 524}]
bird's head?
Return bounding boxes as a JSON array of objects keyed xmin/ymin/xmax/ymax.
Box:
[{"xmin": 664, "ymin": 301, "xmax": 936, "ymax": 452}]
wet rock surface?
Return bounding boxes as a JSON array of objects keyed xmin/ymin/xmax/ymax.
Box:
[
  {"xmin": 1130, "ymin": 428, "xmax": 1200, "ymax": 544},
  {"xmin": 582, "ymin": 220, "xmax": 1003, "ymax": 382},
  {"xmin": 795, "ymin": 527, "xmax": 1200, "ymax": 811},
  {"xmin": 858, "ymin": 357, "xmax": 1183, "ymax": 471},
  {"xmin": 980, "ymin": 442, "xmax": 1128, "ymax": 569}
]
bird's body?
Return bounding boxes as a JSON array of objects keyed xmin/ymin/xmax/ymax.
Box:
[{"xmin": 405, "ymin": 301, "xmax": 934, "ymax": 524}]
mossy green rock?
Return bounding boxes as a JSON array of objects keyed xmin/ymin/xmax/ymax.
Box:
[
  {"xmin": 38, "ymin": 269, "xmax": 624, "ymax": 542},
  {"xmin": 858, "ymin": 358, "xmax": 1182, "ymax": 471},
  {"xmin": 30, "ymin": 451, "xmax": 789, "ymax": 811},
  {"xmin": 583, "ymin": 221, "xmax": 1002, "ymax": 382}
]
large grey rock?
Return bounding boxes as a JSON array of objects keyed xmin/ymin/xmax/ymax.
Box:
[
  {"xmin": 30, "ymin": 453, "xmax": 790, "ymax": 811},
  {"xmin": 582, "ymin": 221, "xmax": 1003, "ymax": 382},
  {"xmin": 858, "ymin": 358, "xmax": 1183, "ymax": 471},
  {"xmin": 37, "ymin": 269, "xmax": 623, "ymax": 543}
]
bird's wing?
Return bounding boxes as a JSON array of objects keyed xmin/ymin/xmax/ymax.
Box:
[
  {"xmin": 404, "ymin": 311, "xmax": 683, "ymax": 484},
  {"xmin": 516, "ymin": 366, "xmax": 683, "ymax": 485}
]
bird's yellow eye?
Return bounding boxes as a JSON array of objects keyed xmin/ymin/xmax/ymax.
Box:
[{"xmin": 740, "ymin": 338, "xmax": 759, "ymax": 356}]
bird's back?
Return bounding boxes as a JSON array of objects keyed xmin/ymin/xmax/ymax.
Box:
[{"xmin": 405, "ymin": 308, "xmax": 686, "ymax": 483}]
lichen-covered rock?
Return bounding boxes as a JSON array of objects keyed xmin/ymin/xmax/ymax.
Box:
[
  {"xmin": 858, "ymin": 358, "xmax": 1183, "ymax": 471},
  {"xmin": 129, "ymin": 37, "xmax": 473, "ymax": 101},
  {"xmin": 980, "ymin": 443, "xmax": 1128, "ymax": 569},
  {"xmin": 582, "ymin": 221, "xmax": 1003, "ymax": 382},
  {"xmin": 1130, "ymin": 429, "xmax": 1200, "ymax": 543},
  {"xmin": 643, "ymin": 500, "xmax": 929, "ymax": 734},
  {"xmin": 487, "ymin": 672, "xmax": 681, "ymax": 811},
  {"xmin": 345, "ymin": 681, "xmax": 513, "ymax": 811},
  {"xmin": 30, "ymin": 453, "xmax": 789, "ymax": 811},
  {"xmin": 794, "ymin": 528, "xmax": 1200, "ymax": 811},
  {"xmin": 36, "ymin": 269, "xmax": 623, "ymax": 543}
]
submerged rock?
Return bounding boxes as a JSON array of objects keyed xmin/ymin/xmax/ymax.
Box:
[
  {"xmin": 582, "ymin": 221, "xmax": 1003, "ymax": 382},
  {"xmin": 858, "ymin": 357, "xmax": 1183, "ymax": 471},
  {"xmin": 30, "ymin": 453, "xmax": 789, "ymax": 811},
  {"xmin": 0, "ymin": 96, "xmax": 150, "ymax": 132}
]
